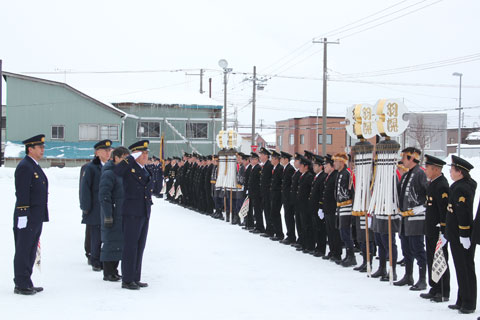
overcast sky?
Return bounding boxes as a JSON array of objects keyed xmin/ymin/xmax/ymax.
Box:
[{"xmin": 2, "ymin": 0, "xmax": 479, "ymax": 138}]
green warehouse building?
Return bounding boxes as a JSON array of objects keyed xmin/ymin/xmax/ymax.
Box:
[{"xmin": 2, "ymin": 72, "xmax": 223, "ymax": 167}]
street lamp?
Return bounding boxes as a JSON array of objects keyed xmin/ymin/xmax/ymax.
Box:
[
  {"xmin": 218, "ymin": 59, "xmax": 233, "ymax": 130},
  {"xmin": 452, "ymin": 72, "xmax": 463, "ymax": 156}
]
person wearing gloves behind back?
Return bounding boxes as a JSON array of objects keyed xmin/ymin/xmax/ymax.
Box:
[
  {"xmin": 13, "ymin": 134, "xmax": 49, "ymax": 295},
  {"xmin": 114, "ymin": 140, "xmax": 154, "ymax": 290},
  {"xmin": 99, "ymin": 146, "xmax": 130, "ymax": 282},
  {"xmin": 446, "ymin": 155, "xmax": 477, "ymax": 314},
  {"xmin": 419, "ymin": 155, "xmax": 450, "ymax": 303},
  {"xmin": 395, "ymin": 147, "xmax": 428, "ymax": 290},
  {"xmin": 80, "ymin": 140, "xmax": 113, "ymax": 272}
]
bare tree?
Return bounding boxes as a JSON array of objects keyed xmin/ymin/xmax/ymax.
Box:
[{"xmin": 407, "ymin": 114, "xmax": 442, "ymax": 163}]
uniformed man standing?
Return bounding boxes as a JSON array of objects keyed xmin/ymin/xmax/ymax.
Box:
[
  {"xmin": 290, "ymin": 153, "xmax": 303, "ymax": 248},
  {"xmin": 297, "ymin": 156, "xmax": 314, "ymax": 253},
  {"xmin": 395, "ymin": 147, "xmax": 428, "ymax": 290},
  {"xmin": 419, "ymin": 155, "xmax": 450, "ymax": 302},
  {"xmin": 248, "ymin": 152, "xmax": 264, "ymax": 234},
  {"xmin": 80, "ymin": 139, "xmax": 113, "ymax": 272},
  {"xmin": 13, "ymin": 134, "xmax": 49, "ymax": 295},
  {"xmin": 322, "ymin": 154, "xmax": 342, "ymax": 262},
  {"xmin": 280, "ymin": 151, "xmax": 296, "ymax": 245},
  {"xmin": 446, "ymin": 155, "xmax": 477, "ymax": 314},
  {"xmin": 259, "ymin": 148, "xmax": 274, "ymax": 237},
  {"xmin": 241, "ymin": 153, "xmax": 254, "ymax": 229},
  {"xmin": 310, "ymin": 155, "xmax": 327, "ymax": 257},
  {"xmin": 270, "ymin": 150, "xmax": 284, "ymax": 241},
  {"xmin": 333, "ymin": 153, "xmax": 356, "ymax": 267},
  {"xmin": 114, "ymin": 140, "xmax": 154, "ymax": 290}
]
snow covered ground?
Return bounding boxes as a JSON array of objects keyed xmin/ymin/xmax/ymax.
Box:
[{"xmin": 0, "ymin": 164, "xmax": 480, "ymax": 319}]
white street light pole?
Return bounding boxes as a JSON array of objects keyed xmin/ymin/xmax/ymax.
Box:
[{"xmin": 453, "ymin": 72, "xmax": 463, "ymax": 156}]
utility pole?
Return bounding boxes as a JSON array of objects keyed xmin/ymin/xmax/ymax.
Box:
[
  {"xmin": 453, "ymin": 72, "xmax": 463, "ymax": 156},
  {"xmin": 313, "ymin": 37, "xmax": 339, "ymax": 155},
  {"xmin": 185, "ymin": 69, "xmax": 205, "ymax": 94},
  {"xmin": 209, "ymin": 78, "xmax": 212, "ymax": 98},
  {"xmin": 223, "ymin": 70, "xmax": 227, "ymax": 130},
  {"xmin": 252, "ymin": 66, "xmax": 256, "ymax": 148}
]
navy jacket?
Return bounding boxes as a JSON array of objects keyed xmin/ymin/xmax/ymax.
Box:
[
  {"xmin": 14, "ymin": 156, "xmax": 49, "ymax": 226},
  {"xmin": 80, "ymin": 157, "xmax": 102, "ymax": 225},
  {"xmin": 99, "ymin": 160, "xmax": 124, "ymax": 261},
  {"xmin": 114, "ymin": 155, "xmax": 153, "ymax": 218}
]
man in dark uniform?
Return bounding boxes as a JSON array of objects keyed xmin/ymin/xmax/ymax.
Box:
[
  {"xmin": 296, "ymin": 156, "xmax": 314, "ymax": 253},
  {"xmin": 248, "ymin": 152, "xmax": 264, "ymax": 234},
  {"xmin": 333, "ymin": 152, "xmax": 356, "ymax": 267},
  {"xmin": 322, "ymin": 154, "xmax": 342, "ymax": 262},
  {"xmin": 290, "ymin": 153, "xmax": 303, "ymax": 248},
  {"xmin": 204, "ymin": 155, "xmax": 215, "ymax": 215},
  {"xmin": 164, "ymin": 158, "xmax": 171, "ymax": 199},
  {"xmin": 211, "ymin": 155, "xmax": 224, "ymax": 220},
  {"xmin": 446, "ymin": 155, "xmax": 477, "ymax": 314},
  {"xmin": 280, "ymin": 151, "xmax": 296, "ymax": 245},
  {"xmin": 167, "ymin": 157, "xmax": 178, "ymax": 201},
  {"xmin": 259, "ymin": 147, "xmax": 274, "ymax": 237},
  {"xmin": 395, "ymin": 147, "xmax": 428, "ymax": 290},
  {"xmin": 80, "ymin": 139, "xmax": 113, "ymax": 272},
  {"xmin": 241, "ymin": 153, "xmax": 254, "ymax": 229},
  {"xmin": 310, "ymin": 155, "xmax": 327, "ymax": 257},
  {"xmin": 419, "ymin": 154, "xmax": 450, "ymax": 302},
  {"xmin": 13, "ymin": 134, "xmax": 49, "ymax": 295},
  {"xmin": 114, "ymin": 140, "xmax": 154, "ymax": 290},
  {"xmin": 269, "ymin": 150, "xmax": 284, "ymax": 241}
]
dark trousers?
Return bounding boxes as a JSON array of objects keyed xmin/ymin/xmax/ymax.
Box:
[
  {"xmin": 340, "ymin": 227, "xmax": 354, "ymax": 250},
  {"xmin": 399, "ymin": 234, "xmax": 427, "ymax": 267},
  {"xmin": 103, "ymin": 261, "xmax": 120, "ymax": 277},
  {"xmin": 313, "ymin": 214, "xmax": 327, "ymax": 254},
  {"xmin": 300, "ymin": 205, "xmax": 314, "ymax": 250},
  {"xmin": 214, "ymin": 195, "xmax": 224, "ymax": 212},
  {"xmin": 294, "ymin": 203, "xmax": 303, "ymax": 243},
  {"xmin": 122, "ymin": 215, "xmax": 149, "ymax": 283},
  {"xmin": 325, "ymin": 213, "xmax": 342, "ymax": 258},
  {"xmin": 262, "ymin": 192, "xmax": 273, "ymax": 235},
  {"xmin": 375, "ymin": 232, "xmax": 398, "ymax": 263},
  {"xmin": 426, "ymin": 235, "xmax": 450, "ymax": 297},
  {"xmin": 13, "ymin": 222, "xmax": 42, "ymax": 289},
  {"xmin": 283, "ymin": 202, "xmax": 296, "ymax": 241},
  {"xmin": 450, "ymin": 239, "xmax": 476, "ymax": 310},
  {"xmin": 271, "ymin": 192, "xmax": 284, "ymax": 238},
  {"xmin": 88, "ymin": 224, "xmax": 102, "ymax": 268},
  {"xmin": 251, "ymin": 196, "xmax": 265, "ymax": 232},
  {"xmin": 246, "ymin": 196, "xmax": 255, "ymax": 228},
  {"xmin": 84, "ymin": 224, "xmax": 91, "ymax": 259}
]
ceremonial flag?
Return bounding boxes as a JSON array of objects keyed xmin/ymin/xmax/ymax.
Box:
[
  {"xmin": 35, "ymin": 240, "xmax": 41, "ymax": 271},
  {"xmin": 432, "ymin": 235, "xmax": 447, "ymax": 283},
  {"xmin": 175, "ymin": 185, "xmax": 182, "ymax": 199},
  {"xmin": 238, "ymin": 196, "xmax": 250, "ymax": 219},
  {"xmin": 169, "ymin": 185, "xmax": 175, "ymax": 197}
]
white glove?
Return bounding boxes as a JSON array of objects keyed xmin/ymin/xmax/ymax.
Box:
[
  {"xmin": 318, "ymin": 209, "xmax": 324, "ymax": 220},
  {"xmin": 412, "ymin": 205, "xmax": 425, "ymax": 215},
  {"xmin": 17, "ymin": 216, "xmax": 28, "ymax": 229},
  {"xmin": 440, "ymin": 233, "xmax": 447, "ymax": 248},
  {"xmin": 460, "ymin": 237, "xmax": 471, "ymax": 250},
  {"xmin": 165, "ymin": 178, "xmax": 169, "ymax": 182},
  {"xmin": 367, "ymin": 216, "xmax": 372, "ymax": 227},
  {"xmin": 132, "ymin": 151, "xmax": 142, "ymax": 160}
]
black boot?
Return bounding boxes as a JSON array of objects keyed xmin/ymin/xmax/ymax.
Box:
[
  {"xmin": 381, "ymin": 260, "xmax": 397, "ymax": 282},
  {"xmin": 360, "ymin": 255, "xmax": 373, "ymax": 273},
  {"xmin": 341, "ymin": 248, "xmax": 357, "ymax": 267},
  {"xmin": 394, "ymin": 261, "xmax": 414, "ymax": 286},
  {"xmin": 354, "ymin": 253, "xmax": 366, "ymax": 271},
  {"xmin": 410, "ymin": 265, "xmax": 427, "ymax": 291},
  {"xmin": 371, "ymin": 257, "xmax": 387, "ymax": 278}
]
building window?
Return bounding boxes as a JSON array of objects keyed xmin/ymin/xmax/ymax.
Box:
[
  {"xmin": 318, "ymin": 134, "xmax": 332, "ymax": 145},
  {"xmin": 137, "ymin": 121, "xmax": 160, "ymax": 138},
  {"xmin": 186, "ymin": 122, "xmax": 208, "ymax": 139},
  {"xmin": 300, "ymin": 134, "xmax": 304, "ymax": 145},
  {"xmin": 79, "ymin": 124, "xmax": 120, "ymax": 141},
  {"xmin": 100, "ymin": 125, "xmax": 119, "ymax": 140},
  {"xmin": 52, "ymin": 125, "xmax": 65, "ymax": 140},
  {"xmin": 289, "ymin": 134, "xmax": 294, "ymax": 145},
  {"xmin": 277, "ymin": 135, "xmax": 282, "ymax": 147}
]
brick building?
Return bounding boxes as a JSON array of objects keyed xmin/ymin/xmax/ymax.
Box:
[{"xmin": 275, "ymin": 116, "xmax": 350, "ymax": 155}]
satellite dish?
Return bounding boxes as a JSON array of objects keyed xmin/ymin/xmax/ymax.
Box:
[{"xmin": 218, "ymin": 59, "xmax": 228, "ymax": 69}]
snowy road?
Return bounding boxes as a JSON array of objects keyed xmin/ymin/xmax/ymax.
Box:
[{"xmin": 0, "ymin": 167, "xmax": 478, "ymax": 319}]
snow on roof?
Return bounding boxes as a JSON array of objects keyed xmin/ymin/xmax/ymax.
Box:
[
  {"xmin": 81, "ymin": 87, "xmax": 223, "ymax": 107},
  {"xmin": 466, "ymin": 131, "xmax": 480, "ymax": 140}
]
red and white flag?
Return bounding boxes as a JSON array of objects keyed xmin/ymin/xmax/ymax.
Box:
[
  {"xmin": 35, "ymin": 240, "xmax": 41, "ymax": 271},
  {"xmin": 238, "ymin": 196, "xmax": 250, "ymax": 219},
  {"xmin": 432, "ymin": 235, "xmax": 447, "ymax": 283}
]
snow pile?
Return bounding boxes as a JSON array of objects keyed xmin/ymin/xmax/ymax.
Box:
[{"xmin": 0, "ymin": 163, "xmax": 479, "ymax": 319}]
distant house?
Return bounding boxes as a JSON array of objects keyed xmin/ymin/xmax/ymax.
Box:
[
  {"xmin": 3, "ymin": 72, "xmax": 223, "ymax": 167},
  {"xmin": 238, "ymin": 133, "xmax": 269, "ymax": 154}
]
